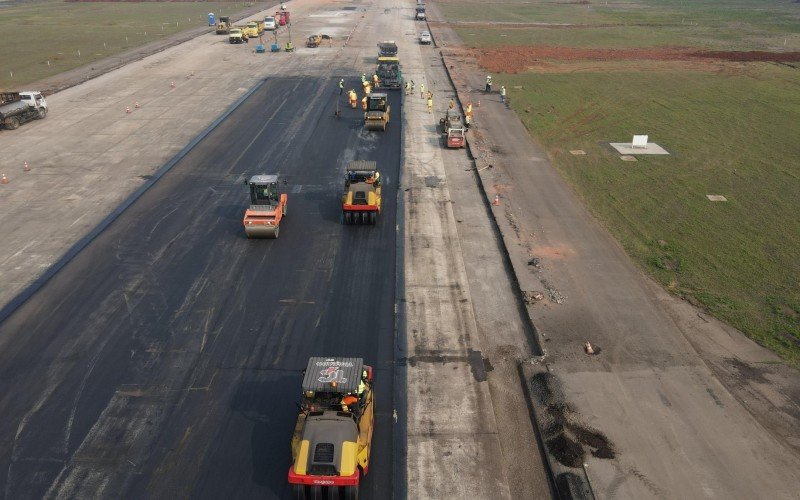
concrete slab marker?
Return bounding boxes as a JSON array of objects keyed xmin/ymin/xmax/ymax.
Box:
[
  {"xmin": 620, "ymin": 155, "xmax": 637, "ymax": 162},
  {"xmin": 706, "ymin": 195, "xmax": 728, "ymax": 201},
  {"xmin": 570, "ymin": 150, "xmax": 586, "ymax": 156}
]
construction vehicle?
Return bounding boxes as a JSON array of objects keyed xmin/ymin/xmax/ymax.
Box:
[
  {"xmin": 363, "ymin": 93, "xmax": 390, "ymax": 131},
  {"xmin": 242, "ymin": 175, "xmax": 287, "ymax": 238},
  {"xmin": 415, "ymin": 3, "xmax": 426, "ymax": 21},
  {"xmin": 1, "ymin": 91, "xmax": 47, "ymax": 130},
  {"xmin": 264, "ymin": 16, "xmax": 277, "ymax": 30},
  {"xmin": 215, "ymin": 16, "xmax": 231, "ymax": 34},
  {"xmin": 229, "ymin": 28, "xmax": 247, "ymax": 44},
  {"xmin": 306, "ymin": 34, "xmax": 322, "ymax": 48},
  {"xmin": 377, "ymin": 41, "xmax": 397, "ymax": 58},
  {"xmin": 341, "ymin": 161, "xmax": 381, "ymax": 225},
  {"xmin": 440, "ymin": 108, "xmax": 466, "ymax": 148},
  {"xmin": 376, "ymin": 56, "xmax": 402, "ymax": 89},
  {"xmin": 244, "ymin": 21, "xmax": 263, "ymax": 39},
  {"xmin": 289, "ymin": 357, "xmax": 374, "ymax": 499},
  {"xmin": 276, "ymin": 10, "xmax": 290, "ymax": 26}
]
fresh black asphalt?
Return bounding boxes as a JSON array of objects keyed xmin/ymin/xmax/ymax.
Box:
[{"xmin": 0, "ymin": 77, "xmax": 400, "ymax": 499}]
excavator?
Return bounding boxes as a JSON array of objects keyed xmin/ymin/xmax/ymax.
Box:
[
  {"xmin": 242, "ymin": 174, "xmax": 288, "ymax": 238},
  {"xmin": 363, "ymin": 94, "xmax": 390, "ymax": 131},
  {"xmin": 289, "ymin": 357, "xmax": 374, "ymax": 500},
  {"xmin": 341, "ymin": 161, "xmax": 381, "ymax": 225}
]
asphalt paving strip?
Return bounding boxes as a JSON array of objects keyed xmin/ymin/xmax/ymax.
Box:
[{"xmin": 0, "ymin": 77, "xmax": 401, "ymax": 498}]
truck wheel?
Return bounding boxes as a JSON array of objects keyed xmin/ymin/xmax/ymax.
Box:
[
  {"xmin": 37, "ymin": 108, "xmax": 47, "ymax": 119},
  {"xmin": 5, "ymin": 117, "xmax": 20, "ymax": 130},
  {"xmin": 370, "ymin": 212, "xmax": 377, "ymax": 225},
  {"xmin": 293, "ymin": 484, "xmax": 306, "ymax": 499},
  {"xmin": 310, "ymin": 486, "xmax": 323, "ymax": 500}
]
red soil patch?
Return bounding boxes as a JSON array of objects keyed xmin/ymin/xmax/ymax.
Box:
[{"xmin": 474, "ymin": 46, "xmax": 800, "ymax": 73}]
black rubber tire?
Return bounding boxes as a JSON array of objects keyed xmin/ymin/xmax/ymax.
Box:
[
  {"xmin": 344, "ymin": 212, "xmax": 351, "ymax": 225},
  {"xmin": 293, "ymin": 484, "xmax": 306, "ymax": 500},
  {"xmin": 310, "ymin": 486, "xmax": 323, "ymax": 500},
  {"xmin": 6, "ymin": 117, "xmax": 20, "ymax": 130},
  {"xmin": 37, "ymin": 108, "xmax": 47, "ymax": 119},
  {"xmin": 343, "ymin": 485, "xmax": 358, "ymax": 500}
]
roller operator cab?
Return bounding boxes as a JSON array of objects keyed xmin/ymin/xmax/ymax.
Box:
[
  {"xmin": 289, "ymin": 357, "xmax": 375, "ymax": 500},
  {"xmin": 363, "ymin": 93, "xmax": 390, "ymax": 131},
  {"xmin": 242, "ymin": 175, "xmax": 288, "ymax": 238}
]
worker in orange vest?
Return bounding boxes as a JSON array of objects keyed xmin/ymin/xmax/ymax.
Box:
[
  {"xmin": 349, "ymin": 89, "xmax": 358, "ymax": 108},
  {"xmin": 361, "ymin": 96, "xmax": 368, "ymax": 110}
]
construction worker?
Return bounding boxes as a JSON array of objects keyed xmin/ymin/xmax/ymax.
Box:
[
  {"xmin": 338, "ymin": 78, "xmax": 344, "ymax": 95},
  {"xmin": 361, "ymin": 73, "xmax": 367, "ymax": 84},
  {"xmin": 465, "ymin": 102, "xmax": 473, "ymax": 126},
  {"xmin": 357, "ymin": 370, "xmax": 368, "ymax": 395},
  {"xmin": 485, "ymin": 75, "xmax": 493, "ymax": 93},
  {"xmin": 449, "ymin": 99, "xmax": 455, "ymax": 110},
  {"xmin": 420, "ymin": 83, "xmax": 425, "ymax": 99},
  {"xmin": 372, "ymin": 74, "xmax": 380, "ymax": 88},
  {"xmin": 427, "ymin": 95, "xmax": 433, "ymax": 113},
  {"xmin": 404, "ymin": 81, "xmax": 411, "ymax": 95},
  {"xmin": 500, "ymin": 85, "xmax": 506, "ymax": 103},
  {"xmin": 349, "ymin": 89, "xmax": 357, "ymax": 108},
  {"xmin": 361, "ymin": 96, "xmax": 368, "ymax": 110},
  {"xmin": 341, "ymin": 394, "xmax": 359, "ymax": 412},
  {"xmin": 365, "ymin": 84, "xmax": 371, "ymax": 96}
]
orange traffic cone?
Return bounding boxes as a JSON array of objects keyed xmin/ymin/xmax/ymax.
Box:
[
  {"xmin": 134, "ymin": 101, "xmax": 140, "ymax": 108},
  {"xmin": 1, "ymin": 173, "xmax": 9, "ymax": 184},
  {"xmin": 170, "ymin": 81, "xmax": 176, "ymax": 88},
  {"xmin": 477, "ymin": 100, "xmax": 481, "ymax": 107},
  {"xmin": 492, "ymin": 194, "xmax": 500, "ymax": 206},
  {"xmin": 126, "ymin": 106, "xmax": 131, "ymax": 114},
  {"xmin": 23, "ymin": 161, "xmax": 30, "ymax": 172},
  {"xmin": 584, "ymin": 342, "xmax": 595, "ymax": 355}
]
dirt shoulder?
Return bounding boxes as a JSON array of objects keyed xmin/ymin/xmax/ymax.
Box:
[{"xmin": 426, "ymin": 1, "xmax": 800, "ymax": 498}]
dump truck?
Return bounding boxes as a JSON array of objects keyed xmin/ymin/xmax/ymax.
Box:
[
  {"xmin": 377, "ymin": 41, "xmax": 397, "ymax": 58},
  {"xmin": 376, "ymin": 56, "xmax": 402, "ymax": 89},
  {"xmin": 289, "ymin": 357, "xmax": 374, "ymax": 499},
  {"xmin": 242, "ymin": 174, "xmax": 287, "ymax": 238},
  {"xmin": 341, "ymin": 161, "xmax": 381, "ymax": 225},
  {"xmin": 363, "ymin": 93, "xmax": 390, "ymax": 131},
  {"xmin": 440, "ymin": 108, "xmax": 466, "ymax": 148},
  {"xmin": 1, "ymin": 91, "xmax": 47, "ymax": 130},
  {"xmin": 215, "ymin": 16, "xmax": 231, "ymax": 34},
  {"xmin": 229, "ymin": 28, "xmax": 247, "ymax": 44}
]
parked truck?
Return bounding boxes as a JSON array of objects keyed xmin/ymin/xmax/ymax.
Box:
[
  {"xmin": 415, "ymin": 3, "xmax": 426, "ymax": 21},
  {"xmin": 0, "ymin": 91, "xmax": 47, "ymax": 130}
]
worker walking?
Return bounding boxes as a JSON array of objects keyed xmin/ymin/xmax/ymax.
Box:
[
  {"xmin": 372, "ymin": 74, "xmax": 380, "ymax": 88},
  {"xmin": 365, "ymin": 84, "xmax": 372, "ymax": 96},
  {"xmin": 465, "ymin": 101, "xmax": 473, "ymax": 126},
  {"xmin": 420, "ymin": 83, "xmax": 425, "ymax": 99},
  {"xmin": 338, "ymin": 79, "xmax": 344, "ymax": 95},
  {"xmin": 500, "ymin": 85, "xmax": 506, "ymax": 103},
  {"xmin": 485, "ymin": 75, "xmax": 493, "ymax": 93},
  {"xmin": 449, "ymin": 99, "xmax": 455, "ymax": 110},
  {"xmin": 361, "ymin": 73, "xmax": 367, "ymax": 84},
  {"xmin": 427, "ymin": 95, "xmax": 433, "ymax": 113},
  {"xmin": 349, "ymin": 89, "xmax": 358, "ymax": 108},
  {"xmin": 405, "ymin": 81, "xmax": 411, "ymax": 95},
  {"xmin": 361, "ymin": 96, "xmax": 368, "ymax": 110}
]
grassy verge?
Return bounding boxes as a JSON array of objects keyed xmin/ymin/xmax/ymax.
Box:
[
  {"xmin": 502, "ymin": 64, "xmax": 800, "ymax": 365},
  {"xmin": 441, "ymin": 0, "xmax": 800, "ymax": 51},
  {"xmin": 0, "ymin": 0, "xmax": 263, "ymax": 89}
]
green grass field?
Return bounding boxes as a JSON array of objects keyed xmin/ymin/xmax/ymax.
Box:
[
  {"xmin": 443, "ymin": 0, "xmax": 800, "ymax": 50},
  {"xmin": 0, "ymin": 1, "xmax": 262, "ymax": 89},
  {"xmin": 440, "ymin": 0, "xmax": 800, "ymax": 364}
]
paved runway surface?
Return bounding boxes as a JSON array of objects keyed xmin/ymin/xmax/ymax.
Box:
[{"xmin": 0, "ymin": 77, "xmax": 400, "ymax": 499}]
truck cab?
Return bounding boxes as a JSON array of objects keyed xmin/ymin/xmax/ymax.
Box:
[{"xmin": 0, "ymin": 91, "xmax": 47, "ymax": 130}]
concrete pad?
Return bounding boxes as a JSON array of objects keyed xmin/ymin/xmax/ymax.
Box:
[
  {"xmin": 610, "ymin": 142, "xmax": 670, "ymax": 155},
  {"xmin": 706, "ymin": 194, "xmax": 728, "ymax": 201}
]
